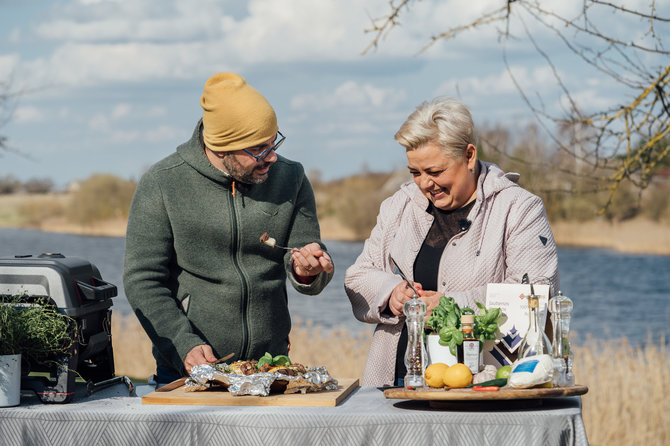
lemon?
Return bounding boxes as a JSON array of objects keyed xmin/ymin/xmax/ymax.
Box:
[
  {"xmin": 443, "ymin": 363, "xmax": 473, "ymax": 388},
  {"xmin": 496, "ymin": 365, "xmax": 512, "ymax": 379},
  {"xmin": 424, "ymin": 362, "xmax": 450, "ymax": 388}
]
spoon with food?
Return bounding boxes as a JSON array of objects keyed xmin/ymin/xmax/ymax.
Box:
[{"xmin": 259, "ymin": 232, "xmax": 298, "ymax": 251}]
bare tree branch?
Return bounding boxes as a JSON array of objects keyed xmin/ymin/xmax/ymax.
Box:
[{"xmin": 364, "ymin": 0, "xmax": 670, "ymax": 214}]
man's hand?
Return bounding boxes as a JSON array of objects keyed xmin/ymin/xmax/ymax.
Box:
[
  {"xmin": 291, "ymin": 242, "xmax": 334, "ymax": 279},
  {"xmin": 184, "ymin": 344, "xmax": 217, "ymax": 374}
]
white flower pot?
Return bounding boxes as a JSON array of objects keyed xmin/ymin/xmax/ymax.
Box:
[
  {"xmin": 0, "ymin": 353, "xmax": 21, "ymax": 407},
  {"xmin": 426, "ymin": 334, "xmax": 458, "ymax": 366}
]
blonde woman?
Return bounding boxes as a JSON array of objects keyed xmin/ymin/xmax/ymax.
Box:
[{"xmin": 344, "ymin": 97, "xmax": 559, "ymax": 387}]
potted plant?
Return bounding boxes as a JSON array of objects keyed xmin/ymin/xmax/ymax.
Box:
[
  {"xmin": 0, "ymin": 294, "xmax": 75, "ymax": 407},
  {"xmin": 425, "ymin": 296, "xmax": 501, "ymax": 366}
]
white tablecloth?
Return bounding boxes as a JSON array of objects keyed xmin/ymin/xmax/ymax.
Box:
[{"xmin": 1, "ymin": 383, "xmax": 588, "ymax": 446}]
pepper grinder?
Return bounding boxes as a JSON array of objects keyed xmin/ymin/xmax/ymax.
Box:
[
  {"xmin": 403, "ymin": 296, "xmax": 427, "ymax": 387},
  {"xmin": 548, "ymin": 291, "xmax": 574, "ymax": 386}
]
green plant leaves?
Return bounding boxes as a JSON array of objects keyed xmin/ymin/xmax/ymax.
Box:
[
  {"xmin": 426, "ymin": 296, "xmax": 461, "ymax": 334},
  {"xmin": 256, "ymin": 352, "xmax": 292, "ymax": 369},
  {"xmin": 426, "ymin": 296, "xmax": 502, "ymax": 353},
  {"xmin": 272, "ymin": 355, "xmax": 291, "ymax": 366},
  {"xmin": 473, "ymin": 303, "xmax": 502, "ymax": 343}
]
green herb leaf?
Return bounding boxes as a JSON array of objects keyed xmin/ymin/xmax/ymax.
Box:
[
  {"xmin": 272, "ymin": 355, "xmax": 291, "ymax": 366},
  {"xmin": 256, "ymin": 352, "xmax": 273, "ymax": 369}
]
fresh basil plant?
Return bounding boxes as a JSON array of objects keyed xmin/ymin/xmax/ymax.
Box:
[{"xmin": 425, "ymin": 296, "xmax": 501, "ymax": 356}]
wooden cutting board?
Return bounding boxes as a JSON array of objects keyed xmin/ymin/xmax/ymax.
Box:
[
  {"xmin": 142, "ymin": 378, "xmax": 359, "ymax": 407},
  {"xmin": 384, "ymin": 384, "xmax": 588, "ymax": 401}
]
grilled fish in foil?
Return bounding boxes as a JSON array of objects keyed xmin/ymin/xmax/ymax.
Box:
[{"xmin": 185, "ymin": 364, "xmax": 339, "ymax": 397}]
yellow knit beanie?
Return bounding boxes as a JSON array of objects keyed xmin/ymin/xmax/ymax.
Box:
[{"xmin": 200, "ymin": 72, "xmax": 278, "ymax": 152}]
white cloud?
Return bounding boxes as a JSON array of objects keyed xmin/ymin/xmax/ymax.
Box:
[
  {"xmin": 77, "ymin": 0, "xmax": 121, "ymax": 4},
  {"xmin": 563, "ymin": 88, "xmax": 618, "ymax": 114},
  {"xmin": 147, "ymin": 106, "xmax": 167, "ymax": 117},
  {"xmin": 21, "ymin": 41, "xmax": 212, "ymax": 87},
  {"xmin": 111, "ymin": 103, "xmax": 132, "ymax": 119},
  {"xmin": 0, "ymin": 54, "xmax": 19, "ymax": 79},
  {"xmin": 58, "ymin": 108, "xmax": 71, "ymax": 119},
  {"xmin": 84, "ymin": 105, "xmax": 183, "ymax": 144},
  {"xmin": 14, "ymin": 0, "xmax": 654, "ymax": 89},
  {"xmin": 145, "ymin": 125, "xmax": 183, "ymax": 142},
  {"xmin": 14, "ymin": 106, "xmax": 45, "ymax": 123},
  {"xmin": 435, "ymin": 65, "xmax": 560, "ymax": 99},
  {"xmin": 88, "ymin": 113, "xmax": 110, "ymax": 131},
  {"xmin": 9, "ymin": 0, "xmax": 668, "ymax": 90},
  {"xmin": 291, "ymin": 81, "xmax": 406, "ymax": 112},
  {"xmin": 13, "ymin": 0, "xmax": 403, "ymax": 87},
  {"xmin": 8, "ymin": 28, "xmax": 21, "ymax": 44}
]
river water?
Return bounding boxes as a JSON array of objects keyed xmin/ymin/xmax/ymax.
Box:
[{"xmin": 1, "ymin": 228, "xmax": 668, "ymax": 346}]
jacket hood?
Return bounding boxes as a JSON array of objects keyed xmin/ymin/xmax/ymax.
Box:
[
  {"xmin": 176, "ymin": 119, "xmax": 235, "ymax": 185},
  {"xmin": 399, "ymin": 160, "xmax": 522, "ymax": 258},
  {"xmin": 399, "ymin": 160, "xmax": 520, "ymax": 210}
]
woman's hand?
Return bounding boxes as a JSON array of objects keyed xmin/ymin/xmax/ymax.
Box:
[
  {"xmin": 292, "ymin": 243, "xmax": 334, "ymax": 281},
  {"xmin": 388, "ymin": 280, "xmax": 423, "ymax": 316},
  {"xmin": 419, "ymin": 291, "xmax": 443, "ymax": 320}
]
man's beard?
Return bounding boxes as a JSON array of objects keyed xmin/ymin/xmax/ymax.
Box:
[{"xmin": 222, "ymin": 156, "xmax": 271, "ymax": 184}]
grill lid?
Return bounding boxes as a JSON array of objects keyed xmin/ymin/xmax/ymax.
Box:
[{"xmin": 0, "ymin": 253, "xmax": 117, "ymax": 315}]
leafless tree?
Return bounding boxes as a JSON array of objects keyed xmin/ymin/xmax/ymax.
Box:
[
  {"xmin": 0, "ymin": 79, "xmax": 8, "ymax": 154},
  {"xmin": 365, "ymin": 0, "xmax": 670, "ymax": 211}
]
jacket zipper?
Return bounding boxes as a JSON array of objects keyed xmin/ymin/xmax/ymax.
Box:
[{"xmin": 228, "ymin": 189, "xmax": 250, "ymax": 359}]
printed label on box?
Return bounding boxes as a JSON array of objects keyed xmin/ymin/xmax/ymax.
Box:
[{"xmin": 484, "ymin": 283, "xmax": 550, "ymax": 362}]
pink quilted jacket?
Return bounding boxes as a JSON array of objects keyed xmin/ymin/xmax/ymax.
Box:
[{"xmin": 344, "ymin": 161, "xmax": 560, "ymax": 386}]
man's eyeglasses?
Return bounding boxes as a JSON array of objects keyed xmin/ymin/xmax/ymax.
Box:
[{"xmin": 242, "ymin": 131, "xmax": 285, "ymax": 161}]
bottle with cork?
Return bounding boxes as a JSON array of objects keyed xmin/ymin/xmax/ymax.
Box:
[{"xmin": 460, "ymin": 313, "xmax": 480, "ymax": 374}]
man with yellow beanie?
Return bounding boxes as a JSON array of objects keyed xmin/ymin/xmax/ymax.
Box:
[{"xmin": 123, "ymin": 73, "xmax": 334, "ymax": 386}]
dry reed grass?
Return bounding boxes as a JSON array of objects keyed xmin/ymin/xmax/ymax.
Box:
[
  {"xmin": 573, "ymin": 337, "xmax": 670, "ymax": 446},
  {"xmin": 551, "ymin": 218, "xmax": 670, "ymax": 255},
  {"xmin": 112, "ymin": 314, "xmax": 669, "ymax": 445},
  {"xmin": 110, "ymin": 314, "xmax": 371, "ymax": 381}
]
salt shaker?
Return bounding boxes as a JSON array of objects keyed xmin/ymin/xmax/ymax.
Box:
[
  {"xmin": 548, "ymin": 291, "xmax": 574, "ymax": 386},
  {"xmin": 403, "ymin": 297, "xmax": 427, "ymax": 387}
]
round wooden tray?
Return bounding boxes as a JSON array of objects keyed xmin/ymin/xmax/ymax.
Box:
[{"xmin": 385, "ymin": 384, "xmax": 588, "ymax": 401}]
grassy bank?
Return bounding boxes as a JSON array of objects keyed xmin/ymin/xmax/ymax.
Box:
[
  {"xmin": 111, "ymin": 314, "xmax": 669, "ymax": 446},
  {"xmin": 551, "ymin": 218, "xmax": 670, "ymax": 255}
]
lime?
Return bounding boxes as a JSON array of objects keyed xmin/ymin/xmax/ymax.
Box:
[{"xmin": 496, "ymin": 365, "xmax": 512, "ymax": 379}]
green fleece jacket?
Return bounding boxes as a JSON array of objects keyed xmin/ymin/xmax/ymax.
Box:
[{"xmin": 123, "ymin": 120, "xmax": 333, "ymax": 375}]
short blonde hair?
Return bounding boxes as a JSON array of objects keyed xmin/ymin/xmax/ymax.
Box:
[{"xmin": 394, "ymin": 97, "xmax": 475, "ymax": 159}]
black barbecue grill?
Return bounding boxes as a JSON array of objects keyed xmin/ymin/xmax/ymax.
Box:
[{"xmin": 0, "ymin": 252, "xmax": 130, "ymax": 403}]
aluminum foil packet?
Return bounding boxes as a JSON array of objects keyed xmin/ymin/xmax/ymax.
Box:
[{"xmin": 185, "ymin": 364, "xmax": 339, "ymax": 396}]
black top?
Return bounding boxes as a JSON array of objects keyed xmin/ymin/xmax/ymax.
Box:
[{"xmin": 394, "ymin": 199, "xmax": 476, "ymax": 384}]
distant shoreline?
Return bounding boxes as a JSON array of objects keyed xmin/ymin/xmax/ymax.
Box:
[{"xmin": 2, "ymin": 215, "xmax": 669, "ymax": 256}]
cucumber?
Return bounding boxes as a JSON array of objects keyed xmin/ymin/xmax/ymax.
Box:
[{"xmin": 468, "ymin": 378, "xmax": 508, "ymax": 388}]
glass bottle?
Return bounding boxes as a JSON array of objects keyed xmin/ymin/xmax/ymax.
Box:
[
  {"xmin": 517, "ymin": 284, "xmax": 552, "ymax": 358},
  {"xmin": 549, "ymin": 291, "xmax": 574, "ymax": 386},
  {"xmin": 403, "ymin": 297, "xmax": 427, "ymax": 387},
  {"xmin": 460, "ymin": 313, "xmax": 480, "ymax": 374}
]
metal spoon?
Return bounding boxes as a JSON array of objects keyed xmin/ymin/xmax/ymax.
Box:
[{"xmin": 389, "ymin": 257, "xmax": 419, "ymax": 298}]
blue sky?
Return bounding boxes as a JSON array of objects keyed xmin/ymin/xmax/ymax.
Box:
[{"xmin": 1, "ymin": 0, "xmax": 667, "ymax": 188}]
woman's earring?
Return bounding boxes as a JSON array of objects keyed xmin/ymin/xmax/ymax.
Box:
[{"xmin": 471, "ymin": 168, "xmax": 476, "ymax": 173}]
